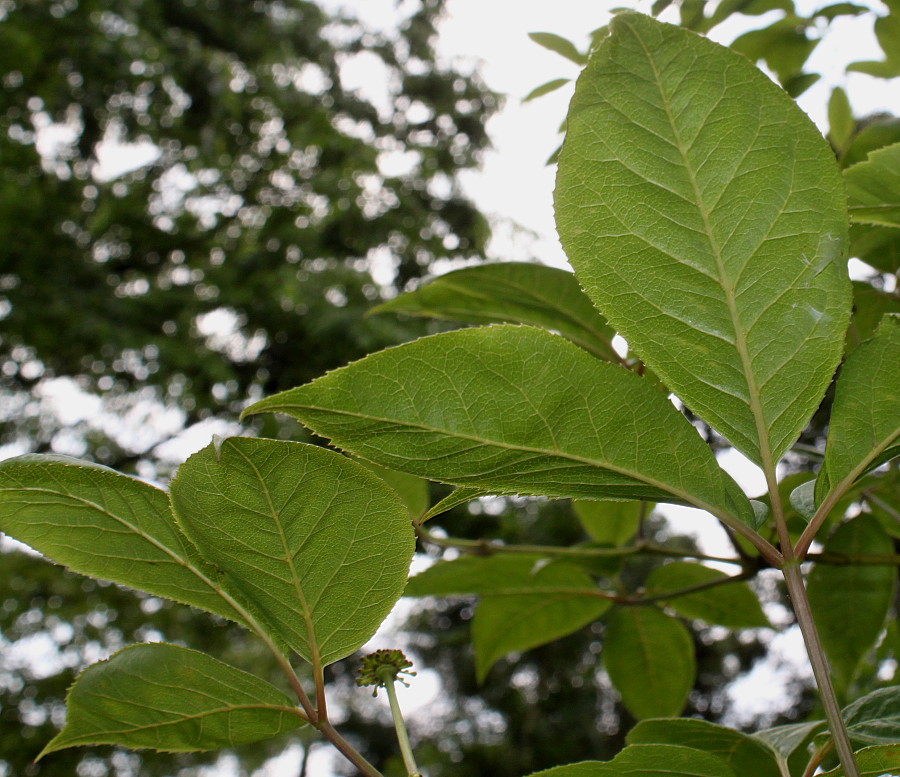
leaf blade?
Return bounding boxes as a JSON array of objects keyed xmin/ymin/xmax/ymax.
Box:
[
  {"xmin": 555, "ymin": 13, "xmax": 850, "ymax": 465},
  {"xmin": 169, "ymin": 437, "xmax": 415, "ymax": 665},
  {"xmin": 845, "ymin": 143, "xmax": 900, "ymax": 227},
  {"xmin": 526, "ymin": 743, "xmax": 738, "ymax": 776},
  {"xmin": 39, "ymin": 643, "xmax": 304, "ymax": 757}
]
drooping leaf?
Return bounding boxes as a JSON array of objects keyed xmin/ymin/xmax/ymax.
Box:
[
  {"xmin": 572, "ymin": 500, "xmax": 645, "ymax": 546},
  {"xmin": 818, "ymin": 744, "xmax": 900, "ymax": 776},
  {"xmin": 627, "ymin": 718, "xmax": 781, "ymax": 777},
  {"xmin": 807, "ymin": 515, "xmax": 897, "ymax": 692},
  {"xmin": 555, "ymin": 13, "xmax": 850, "ymax": 466},
  {"xmin": 524, "ymin": 78, "xmax": 571, "ymax": 102},
  {"xmin": 528, "ymin": 32, "xmax": 587, "ymax": 65},
  {"xmin": 243, "ymin": 326, "xmax": 756, "ymax": 528},
  {"xmin": 371, "ymin": 263, "xmax": 620, "ymax": 363},
  {"xmin": 0, "ymin": 455, "xmax": 247, "ymax": 626},
  {"xmin": 815, "ymin": 315, "xmax": 900, "ymax": 507},
  {"xmin": 526, "ymin": 743, "xmax": 737, "ymax": 776},
  {"xmin": 472, "ymin": 561, "xmax": 612, "ymax": 682},
  {"xmin": 169, "ymin": 437, "xmax": 415, "ymax": 666},
  {"xmin": 644, "ymin": 561, "xmax": 769, "ymax": 629},
  {"xmin": 39, "ymin": 644, "xmax": 304, "ymax": 758},
  {"xmin": 603, "ymin": 606, "xmax": 695, "ymax": 719},
  {"xmin": 844, "ymin": 143, "xmax": 900, "ymax": 228}
]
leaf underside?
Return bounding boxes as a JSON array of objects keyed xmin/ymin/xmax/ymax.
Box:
[{"xmin": 555, "ymin": 13, "xmax": 850, "ymax": 466}]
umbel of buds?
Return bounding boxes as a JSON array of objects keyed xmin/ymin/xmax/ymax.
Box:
[{"xmin": 356, "ymin": 649, "xmax": 417, "ymax": 697}]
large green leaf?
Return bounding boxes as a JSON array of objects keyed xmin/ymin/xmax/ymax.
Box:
[
  {"xmin": 644, "ymin": 561, "xmax": 769, "ymax": 629},
  {"xmin": 243, "ymin": 325, "xmax": 755, "ymax": 528},
  {"xmin": 844, "ymin": 143, "xmax": 900, "ymax": 228},
  {"xmin": 526, "ymin": 744, "xmax": 737, "ymax": 776},
  {"xmin": 816, "ymin": 315, "xmax": 900, "ymax": 506},
  {"xmin": 807, "ymin": 515, "xmax": 897, "ymax": 692},
  {"xmin": 39, "ymin": 644, "xmax": 304, "ymax": 757},
  {"xmin": 572, "ymin": 499, "xmax": 644, "ymax": 546},
  {"xmin": 603, "ymin": 606, "xmax": 695, "ymax": 719},
  {"xmin": 627, "ymin": 718, "xmax": 781, "ymax": 777},
  {"xmin": 0, "ymin": 455, "xmax": 247, "ymax": 625},
  {"xmin": 371, "ymin": 262, "xmax": 620, "ymax": 363},
  {"xmin": 169, "ymin": 437, "xmax": 415, "ymax": 666},
  {"xmin": 818, "ymin": 745, "xmax": 900, "ymax": 776},
  {"xmin": 555, "ymin": 13, "xmax": 850, "ymax": 466},
  {"xmin": 472, "ymin": 561, "xmax": 611, "ymax": 682}
]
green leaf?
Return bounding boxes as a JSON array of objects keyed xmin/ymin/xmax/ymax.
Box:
[
  {"xmin": 846, "ymin": 59, "xmax": 900, "ymax": 78},
  {"xmin": 604, "ymin": 606, "xmax": 695, "ymax": 719},
  {"xmin": 847, "ymin": 282, "xmax": 900, "ymax": 355},
  {"xmin": 472, "ymin": 561, "xmax": 611, "ymax": 682},
  {"xmin": 754, "ymin": 720, "xmax": 826, "ymax": 774},
  {"xmin": 818, "ymin": 744, "xmax": 900, "ymax": 776},
  {"xmin": 828, "ymin": 87, "xmax": 855, "ymax": 150},
  {"xmin": 815, "ymin": 315, "xmax": 900, "ymax": 506},
  {"xmin": 572, "ymin": 500, "xmax": 645, "ymax": 546},
  {"xmin": 840, "ymin": 685, "xmax": 900, "ymax": 747},
  {"xmin": 371, "ymin": 263, "xmax": 620, "ymax": 363},
  {"xmin": 357, "ymin": 460, "xmax": 429, "ymax": 521},
  {"xmin": 845, "ymin": 143, "xmax": 900, "ymax": 228},
  {"xmin": 555, "ymin": 13, "xmax": 850, "ymax": 466},
  {"xmin": 807, "ymin": 515, "xmax": 897, "ymax": 692},
  {"xmin": 627, "ymin": 718, "xmax": 781, "ymax": 777},
  {"xmin": 169, "ymin": 437, "xmax": 415, "ymax": 666},
  {"xmin": 526, "ymin": 743, "xmax": 737, "ymax": 776},
  {"xmin": 0, "ymin": 455, "xmax": 247, "ymax": 626},
  {"xmin": 789, "ymin": 480, "xmax": 816, "ymax": 522},
  {"xmin": 243, "ymin": 326, "xmax": 755, "ymax": 528},
  {"xmin": 419, "ymin": 486, "xmax": 490, "ymax": 523},
  {"xmin": 730, "ymin": 18, "xmax": 819, "ymax": 85},
  {"xmin": 644, "ymin": 561, "xmax": 770, "ymax": 629},
  {"xmin": 528, "ymin": 32, "xmax": 587, "ymax": 65},
  {"xmin": 524, "ymin": 78, "xmax": 571, "ymax": 102},
  {"xmin": 850, "ymin": 224, "xmax": 900, "ymax": 274},
  {"xmin": 814, "ymin": 3, "xmax": 870, "ymax": 20},
  {"xmin": 39, "ymin": 643, "xmax": 304, "ymax": 758}
]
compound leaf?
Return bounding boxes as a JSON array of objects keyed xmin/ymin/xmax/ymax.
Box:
[
  {"xmin": 555, "ymin": 13, "xmax": 850, "ymax": 466},
  {"xmin": 604, "ymin": 606, "xmax": 695, "ymax": 719},
  {"xmin": 39, "ymin": 644, "xmax": 304, "ymax": 757},
  {"xmin": 169, "ymin": 437, "xmax": 415, "ymax": 666},
  {"xmin": 243, "ymin": 325, "xmax": 755, "ymax": 529},
  {"xmin": 0, "ymin": 455, "xmax": 247, "ymax": 626}
]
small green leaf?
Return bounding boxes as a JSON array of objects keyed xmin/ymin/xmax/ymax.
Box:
[
  {"xmin": 840, "ymin": 686, "xmax": 900, "ymax": 747},
  {"xmin": 644, "ymin": 561, "xmax": 770, "ymax": 629},
  {"xmin": 604, "ymin": 606, "xmax": 695, "ymax": 719},
  {"xmin": 789, "ymin": 480, "xmax": 817, "ymax": 522},
  {"xmin": 39, "ymin": 644, "xmax": 304, "ymax": 758},
  {"xmin": 0, "ymin": 455, "xmax": 247, "ymax": 626},
  {"xmin": 807, "ymin": 515, "xmax": 897, "ymax": 692},
  {"xmin": 754, "ymin": 720, "xmax": 827, "ymax": 774},
  {"xmin": 169, "ymin": 437, "xmax": 415, "ymax": 666},
  {"xmin": 816, "ymin": 315, "xmax": 900, "ymax": 507},
  {"xmin": 528, "ymin": 32, "xmax": 587, "ymax": 65},
  {"xmin": 627, "ymin": 718, "xmax": 781, "ymax": 777},
  {"xmin": 473, "ymin": 562, "xmax": 611, "ymax": 682},
  {"xmin": 818, "ymin": 744, "xmax": 900, "ymax": 776},
  {"xmin": 419, "ymin": 486, "xmax": 490, "ymax": 523},
  {"xmin": 572, "ymin": 500, "xmax": 645, "ymax": 546},
  {"xmin": 845, "ymin": 143, "xmax": 900, "ymax": 228},
  {"xmin": 243, "ymin": 326, "xmax": 755, "ymax": 527},
  {"xmin": 526, "ymin": 743, "xmax": 737, "ymax": 776},
  {"xmin": 524, "ymin": 78, "xmax": 571, "ymax": 102},
  {"xmin": 814, "ymin": 2, "xmax": 869, "ymax": 20},
  {"xmin": 555, "ymin": 13, "xmax": 850, "ymax": 467},
  {"xmin": 731, "ymin": 18, "xmax": 819, "ymax": 85},
  {"xmin": 828, "ymin": 87, "xmax": 855, "ymax": 150},
  {"xmin": 371, "ymin": 262, "xmax": 620, "ymax": 363}
]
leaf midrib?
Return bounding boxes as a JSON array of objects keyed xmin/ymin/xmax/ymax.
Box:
[{"xmin": 626, "ymin": 19, "xmax": 772, "ymax": 469}]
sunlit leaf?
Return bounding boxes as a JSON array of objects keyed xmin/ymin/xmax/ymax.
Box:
[
  {"xmin": 371, "ymin": 262, "xmax": 620, "ymax": 363},
  {"xmin": 604, "ymin": 606, "xmax": 695, "ymax": 719},
  {"xmin": 169, "ymin": 437, "xmax": 415, "ymax": 665},
  {"xmin": 627, "ymin": 718, "xmax": 781, "ymax": 777},
  {"xmin": 816, "ymin": 315, "xmax": 900, "ymax": 506},
  {"xmin": 526, "ymin": 743, "xmax": 737, "ymax": 776},
  {"xmin": 243, "ymin": 326, "xmax": 755, "ymax": 527},
  {"xmin": 555, "ymin": 13, "xmax": 850, "ymax": 466},
  {"xmin": 0, "ymin": 455, "xmax": 247, "ymax": 625},
  {"xmin": 807, "ymin": 515, "xmax": 897, "ymax": 692},
  {"xmin": 644, "ymin": 561, "xmax": 769, "ymax": 629},
  {"xmin": 39, "ymin": 644, "xmax": 304, "ymax": 758}
]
